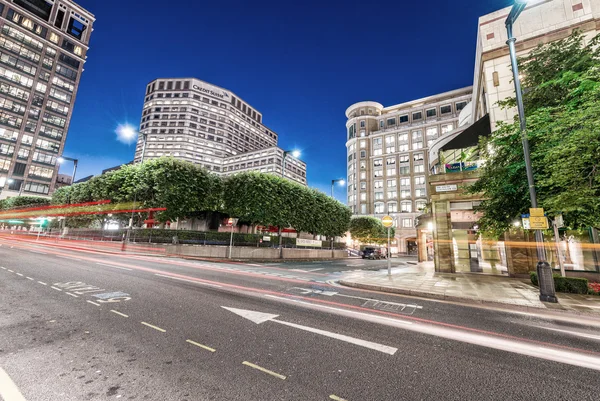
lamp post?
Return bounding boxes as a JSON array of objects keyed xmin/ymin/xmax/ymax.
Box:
[
  {"xmin": 331, "ymin": 178, "xmax": 345, "ymax": 198},
  {"xmin": 57, "ymin": 156, "xmax": 79, "ymax": 234},
  {"xmin": 279, "ymin": 149, "xmax": 301, "ymax": 258},
  {"xmin": 505, "ymin": 0, "xmax": 557, "ymax": 302}
]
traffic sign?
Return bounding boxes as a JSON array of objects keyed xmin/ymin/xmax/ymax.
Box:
[
  {"xmin": 381, "ymin": 215, "xmax": 394, "ymax": 228},
  {"xmin": 529, "ymin": 216, "xmax": 549, "ymax": 229},
  {"xmin": 227, "ymin": 218, "xmax": 239, "ymax": 227},
  {"xmin": 530, "ymin": 208, "xmax": 545, "ymax": 217},
  {"xmin": 522, "ymin": 218, "xmax": 531, "ymax": 230}
]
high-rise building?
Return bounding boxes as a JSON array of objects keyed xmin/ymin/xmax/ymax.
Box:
[
  {"xmin": 135, "ymin": 78, "xmax": 307, "ymax": 185},
  {"xmin": 345, "ymin": 88, "xmax": 472, "ymax": 254},
  {"xmin": 0, "ymin": 0, "xmax": 94, "ymax": 199}
]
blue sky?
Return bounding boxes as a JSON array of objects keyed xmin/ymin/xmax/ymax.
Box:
[{"xmin": 65, "ymin": 0, "xmax": 512, "ymax": 200}]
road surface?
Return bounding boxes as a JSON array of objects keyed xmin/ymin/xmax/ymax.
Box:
[{"xmin": 0, "ymin": 236, "xmax": 599, "ymax": 400}]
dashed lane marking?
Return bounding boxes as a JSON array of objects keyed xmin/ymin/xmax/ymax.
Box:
[
  {"xmin": 110, "ymin": 310, "xmax": 129, "ymax": 318},
  {"xmin": 37, "ymin": 281, "xmax": 47, "ymax": 285},
  {"xmin": 242, "ymin": 361, "xmax": 286, "ymax": 380},
  {"xmin": 16, "ymin": 273, "xmax": 23, "ymax": 277},
  {"xmin": 141, "ymin": 322, "xmax": 166, "ymax": 333},
  {"xmin": 0, "ymin": 366, "xmax": 27, "ymax": 401},
  {"xmin": 86, "ymin": 300, "xmax": 100, "ymax": 306},
  {"xmin": 65, "ymin": 292, "xmax": 79, "ymax": 298},
  {"xmin": 186, "ymin": 339, "xmax": 216, "ymax": 352},
  {"xmin": 26, "ymin": 277, "xmax": 34, "ymax": 280},
  {"xmin": 154, "ymin": 273, "xmax": 223, "ymax": 288},
  {"xmin": 96, "ymin": 263, "xmax": 132, "ymax": 271},
  {"xmin": 50, "ymin": 286, "xmax": 62, "ymax": 291},
  {"xmin": 330, "ymin": 395, "xmax": 348, "ymax": 401},
  {"xmin": 0, "ymin": 266, "xmax": 6, "ymax": 270}
]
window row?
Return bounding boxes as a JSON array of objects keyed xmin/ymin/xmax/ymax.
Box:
[{"xmin": 377, "ymin": 101, "xmax": 468, "ymax": 129}]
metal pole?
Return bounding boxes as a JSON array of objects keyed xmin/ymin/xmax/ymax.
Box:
[
  {"xmin": 279, "ymin": 153, "xmax": 286, "ymax": 259},
  {"xmin": 506, "ymin": 21, "xmax": 556, "ymax": 302},
  {"xmin": 71, "ymin": 160, "xmax": 78, "ymax": 184},
  {"xmin": 331, "ymin": 180, "xmax": 334, "ymax": 198},
  {"xmin": 387, "ymin": 227, "xmax": 391, "ymax": 276},
  {"xmin": 553, "ymin": 219, "xmax": 565, "ymax": 277}
]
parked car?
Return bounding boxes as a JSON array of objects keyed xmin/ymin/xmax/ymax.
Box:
[{"xmin": 362, "ymin": 246, "xmax": 387, "ymax": 260}]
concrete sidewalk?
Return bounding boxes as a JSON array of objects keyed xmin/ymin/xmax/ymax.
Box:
[{"xmin": 339, "ymin": 262, "xmax": 600, "ymax": 316}]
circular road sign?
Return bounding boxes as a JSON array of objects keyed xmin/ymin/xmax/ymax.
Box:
[{"xmin": 382, "ymin": 215, "xmax": 394, "ymax": 228}]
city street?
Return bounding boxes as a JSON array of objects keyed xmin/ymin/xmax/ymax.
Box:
[{"xmin": 1, "ymin": 236, "xmax": 600, "ymax": 401}]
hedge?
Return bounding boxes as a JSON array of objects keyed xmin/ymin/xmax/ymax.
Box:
[{"xmin": 529, "ymin": 271, "xmax": 589, "ymax": 294}]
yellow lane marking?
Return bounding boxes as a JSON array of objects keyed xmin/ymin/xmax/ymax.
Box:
[
  {"xmin": 16, "ymin": 273, "xmax": 23, "ymax": 277},
  {"xmin": 186, "ymin": 339, "xmax": 216, "ymax": 353},
  {"xmin": 110, "ymin": 310, "xmax": 129, "ymax": 318},
  {"xmin": 330, "ymin": 395, "xmax": 348, "ymax": 401},
  {"xmin": 86, "ymin": 300, "xmax": 100, "ymax": 306},
  {"xmin": 38, "ymin": 281, "xmax": 47, "ymax": 285},
  {"xmin": 242, "ymin": 361, "xmax": 286, "ymax": 380},
  {"xmin": 50, "ymin": 286, "xmax": 62, "ymax": 291},
  {"xmin": 141, "ymin": 322, "xmax": 166, "ymax": 333},
  {"xmin": 65, "ymin": 292, "xmax": 79, "ymax": 298},
  {"xmin": 26, "ymin": 277, "xmax": 34, "ymax": 280}
]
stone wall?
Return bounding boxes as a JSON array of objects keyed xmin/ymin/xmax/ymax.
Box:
[{"xmin": 165, "ymin": 245, "xmax": 347, "ymax": 260}]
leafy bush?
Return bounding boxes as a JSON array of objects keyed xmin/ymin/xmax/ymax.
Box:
[
  {"xmin": 530, "ymin": 271, "xmax": 589, "ymax": 294},
  {"xmin": 588, "ymin": 282, "xmax": 600, "ymax": 295}
]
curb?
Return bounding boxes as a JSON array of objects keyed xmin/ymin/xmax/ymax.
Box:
[{"xmin": 338, "ymin": 280, "xmax": 600, "ymax": 318}]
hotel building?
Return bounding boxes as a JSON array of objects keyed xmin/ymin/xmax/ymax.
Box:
[
  {"xmin": 0, "ymin": 0, "xmax": 94, "ymax": 199},
  {"xmin": 135, "ymin": 78, "xmax": 307, "ymax": 185}
]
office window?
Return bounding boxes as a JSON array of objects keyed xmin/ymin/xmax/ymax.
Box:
[
  {"xmin": 442, "ymin": 123, "xmax": 454, "ymax": 134},
  {"xmin": 416, "ymin": 200, "xmax": 427, "ymax": 211},
  {"xmin": 415, "ymin": 176, "xmax": 425, "ymax": 185},
  {"xmin": 375, "ymin": 192, "xmax": 384, "ymax": 200},
  {"xmin": 414, "ymin": 153, "xmax": 424, "ymax": 161},
  {"xmin": 426, "ymin": 108, "xmax": 437, "ymax": 118},
  {"xmin": 373, "ymin": 148, "xmax": 383, "ymax": 156},
  {"xmin": 360, "ymin": 181, "xmax": 366, "ymax": 190},
  {"xmin": 387, "ymin": 118, "xmax": 396, "ymax": 126},
  {"xmin": 400, "ymin": 178, "xmax": 410, "ymax": 187},
  {"xmin": 361, "ymin": 204, "xmax": 367, "ymax": 214},
  {"xmin": 412, "ymin": 141, "xmax": 423, "ymax": 150},
  {"xmin": 374, "ymin": 159, "xmax": 383, "ymax": 167},
  {"xmin": 373, "ymin": 137, "xmax": 382, "ymax": 147},
  {"xmin": 427, "ymin": 127, "xmax": 438, "ymax": 138},
  {"xmin": 402, "ymin": 218, "xmax": 413, "ymax": 228},
  {"xmin": 398, "ymin": 133, "xmax": 408, "ymax": 142},
  {"xmin": 399, "ymin": 115, "xmax": 408, "ymax": 123},
  {"xmin": 456, "ymin": 101, "xmax": 468, "ymax": 111},
  {"xmin": 440, "ymin": 105, "xmax": 452, "ymax": 114},
  {"xmin": 380, "ymin": 120, "xmax": 384, "ymax": 128},
  {"xmin": 400, "ymin": 166, "xmax": 410, "ymax": 175},
  {"xmin": 386, "ymin": 158, "xmax": 396, "ymax": 165},
  {"xmin": 415, "ymin": 188, "xmax": 426, "ymax": 197},
  {"xmin": 360, "ymin": 160, "xmax": 366, "ymax": 169},
  {"xmin": 399, "ymin": 155, "xmax": 409, "ymax": 163},
  {"xmin": 412, "ymin": 111, "xmax": 422, "ymax": 121},
  {"xmin": 360, "ymin": 120, "xmax": 365, "ymax": 128},
  {"xmin": 360, "ymin": 150, "xmax": 366, "ymax": 158},
  {"xmin": 414, "ymin": 164, "xmax": 425, "ymax": 173},
  {"xmin": 401, "ymin": 201, "xmax": 412, "ymax": 213},
  {"xmin": 374, "ymin": 180, "xmax": 383, "ymax": 189},
  {"xmin": 374, "ymin": 202, "xmax": 385, "ymax": 214},
  {"xmin": 387, "ymin": 190, "xmax": 397, "ymax": 199},
  {"xmin": 388, "ymin": 202, "xmax": 398, "ymax": 213},
  {"xmin": 360, "ymin": 139, "xmax": 366, "ymax": 148},
  {"xmin": 387, "ymin": 179, "xmax": 396, "ymax": 188},
  {"xmin": 398, "ymin": 144, "xmax": 409, "ymax": 152},
  {"xmin": 360, "ymin": 193, "xmax": 367, "ymax": 201},
  {"xmin": 401, "ymin": 190, "xmax": 411, "ymax": 199},
  {"xmin": 360, "ymin": 171, "xmax": 366, "ymax": 180},
  {"xmin": 412, "ymin": 130, "xmax": 423, "ymax": 140},
  {"xmin": 374, "ymin": 169, "xmax": 383, "ymax": 177}
]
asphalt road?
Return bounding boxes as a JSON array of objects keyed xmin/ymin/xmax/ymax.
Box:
[{"xmin": 1, "ymin": 236, "xmax": 600, "ymax": 401}]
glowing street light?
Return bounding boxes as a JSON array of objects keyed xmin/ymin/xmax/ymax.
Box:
[{"xmin": 331, "ymin": 178, "xmax": 345, "ymax": 198}]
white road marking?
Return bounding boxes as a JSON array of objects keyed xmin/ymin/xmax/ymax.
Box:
[
  {"xmin": 50, "ymin": 286, "xmax": 62, "ymax": 291},
  {"xmin": 154, "ymin": 273, "xmax": 222, "ymax": 288},
  {"xmin": 26, "ymin": 277, "xmax": 34, "ymax": 281},
  {"xmin": 306, "ymin": 268, "xmax": 324, "ymax": 272},
  {"xmin": 86, "ymin": 300, "xmax": 100, "ymax": 306},
  {"xmin": 65, "ymin": 292, "xmax": 79, "ymax": 298},
  {"xmin": 242, "ymin": 361, "xmax": 286, "ymax": 380},
  {"xmin": 0, "ymin": 266, "xmax": 6, "ymax": 270},
  {"xmin": 535, "ymin": 326, "xmax": 600, "ymax": 341},
  {"xmin": 110, "ymin": 310, "xmax": 129, "ymax": 318},
  {"xmin": 96, "ymin": 263, "xmax": 132, "ymax": 271},
  {"xmin": 7, "ymin": 269, "xmax": 13, "ymax": 272},
  {"xmin": 186, "ymin": 339, "xmax": 216, "ymax": 352},
  {"xmin": 141, "ymin": 321, "xmax": 166, "ymax": 332},
  {"xmin": 37, "ymin": 281, "xmax": 47, "ymax": 285},
  {"xmin": 223, "ymin": 306, "xmax": 398, "ymax": 355},
  {"xmin": 0, "ymin": 366, "xmax": 27, "ymax": 401},
  {"xmin": 16, "ymin": 273, "xmax": 23, "ymax": 277}
]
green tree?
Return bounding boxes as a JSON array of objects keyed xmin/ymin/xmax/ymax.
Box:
[
  {"xmin": 349, "ymin": 216, "xmax": 394, "ymax": 244},
  {"xmin": 0, "ymin": 196, "xmax": 50, "ymax": 210},
  {"xmin": 469, "ymin": 32, "xmax": 600, "ymax": 236}
]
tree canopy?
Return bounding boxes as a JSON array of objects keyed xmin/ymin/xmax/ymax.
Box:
[
  {"xmin": 469, "ymin": 32, "xmax": 600, "ymax": 237},
  {"xmin": 349, "ymin": 216, "xmax": 395, "ymax": 244}
]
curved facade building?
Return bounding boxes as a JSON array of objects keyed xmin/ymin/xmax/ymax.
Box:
[
  {"xmin": 345, "ymin": 88, "xmax": 472, "ymax": 254},
  {"xmin": 135, "ymin": 78, "xmax": 307, "ymax": 185}
]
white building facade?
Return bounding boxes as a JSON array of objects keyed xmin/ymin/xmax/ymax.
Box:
[{"xmin": 135, "ymin": 78, "xmax": 307, "ymax": 185}]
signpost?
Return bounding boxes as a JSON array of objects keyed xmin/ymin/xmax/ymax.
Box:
[
  {"xmin": 382, "ymin": 216, "xmax": 394, "ymax": 276},
  {"xmin": 227, "ymin": 218, "xmax": 239, "ymax": 259}
]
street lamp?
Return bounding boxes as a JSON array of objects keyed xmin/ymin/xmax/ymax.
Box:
[
  {"xmin": 57, "ymin": 156, "xmax": 79, "ymax": 185},
  {"xmin": 505, "ymin": 0, "xmax": 557, "ymax": 302},
  {"xmin": 331, "ymin": 178, "xmax": 345, "ymax": 198}
]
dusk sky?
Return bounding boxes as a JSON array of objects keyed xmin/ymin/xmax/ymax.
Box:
[{"xmin": 65, "ymin": 0, "xmax": 512, "ymax": 201}]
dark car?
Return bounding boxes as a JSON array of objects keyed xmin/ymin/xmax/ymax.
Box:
[{"xmin": 362, "ymin": 246, "xmax": 386, "ymax": 260}]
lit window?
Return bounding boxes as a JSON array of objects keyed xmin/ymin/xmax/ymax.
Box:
[
  {"xmin": 49, "ymin": 32, "xmax": 59, "ymax": 44},
  {"xmin": 414, "ymin": 176, "xmax": 425, "ymax": 185},
  {"xmin": 401, "ymin": 201, "xmax": 412, "ymax": 213},
  {"xmin": 388, "ymin": 202, "xmax": 398, "ymax": 213},
  {"xmin": 74, "ymin": 46, "xmax": 82, "ymax": 56},
  {"xmin": 402, "ymin": 218, "xmax": 413, "ymax": 228}
]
